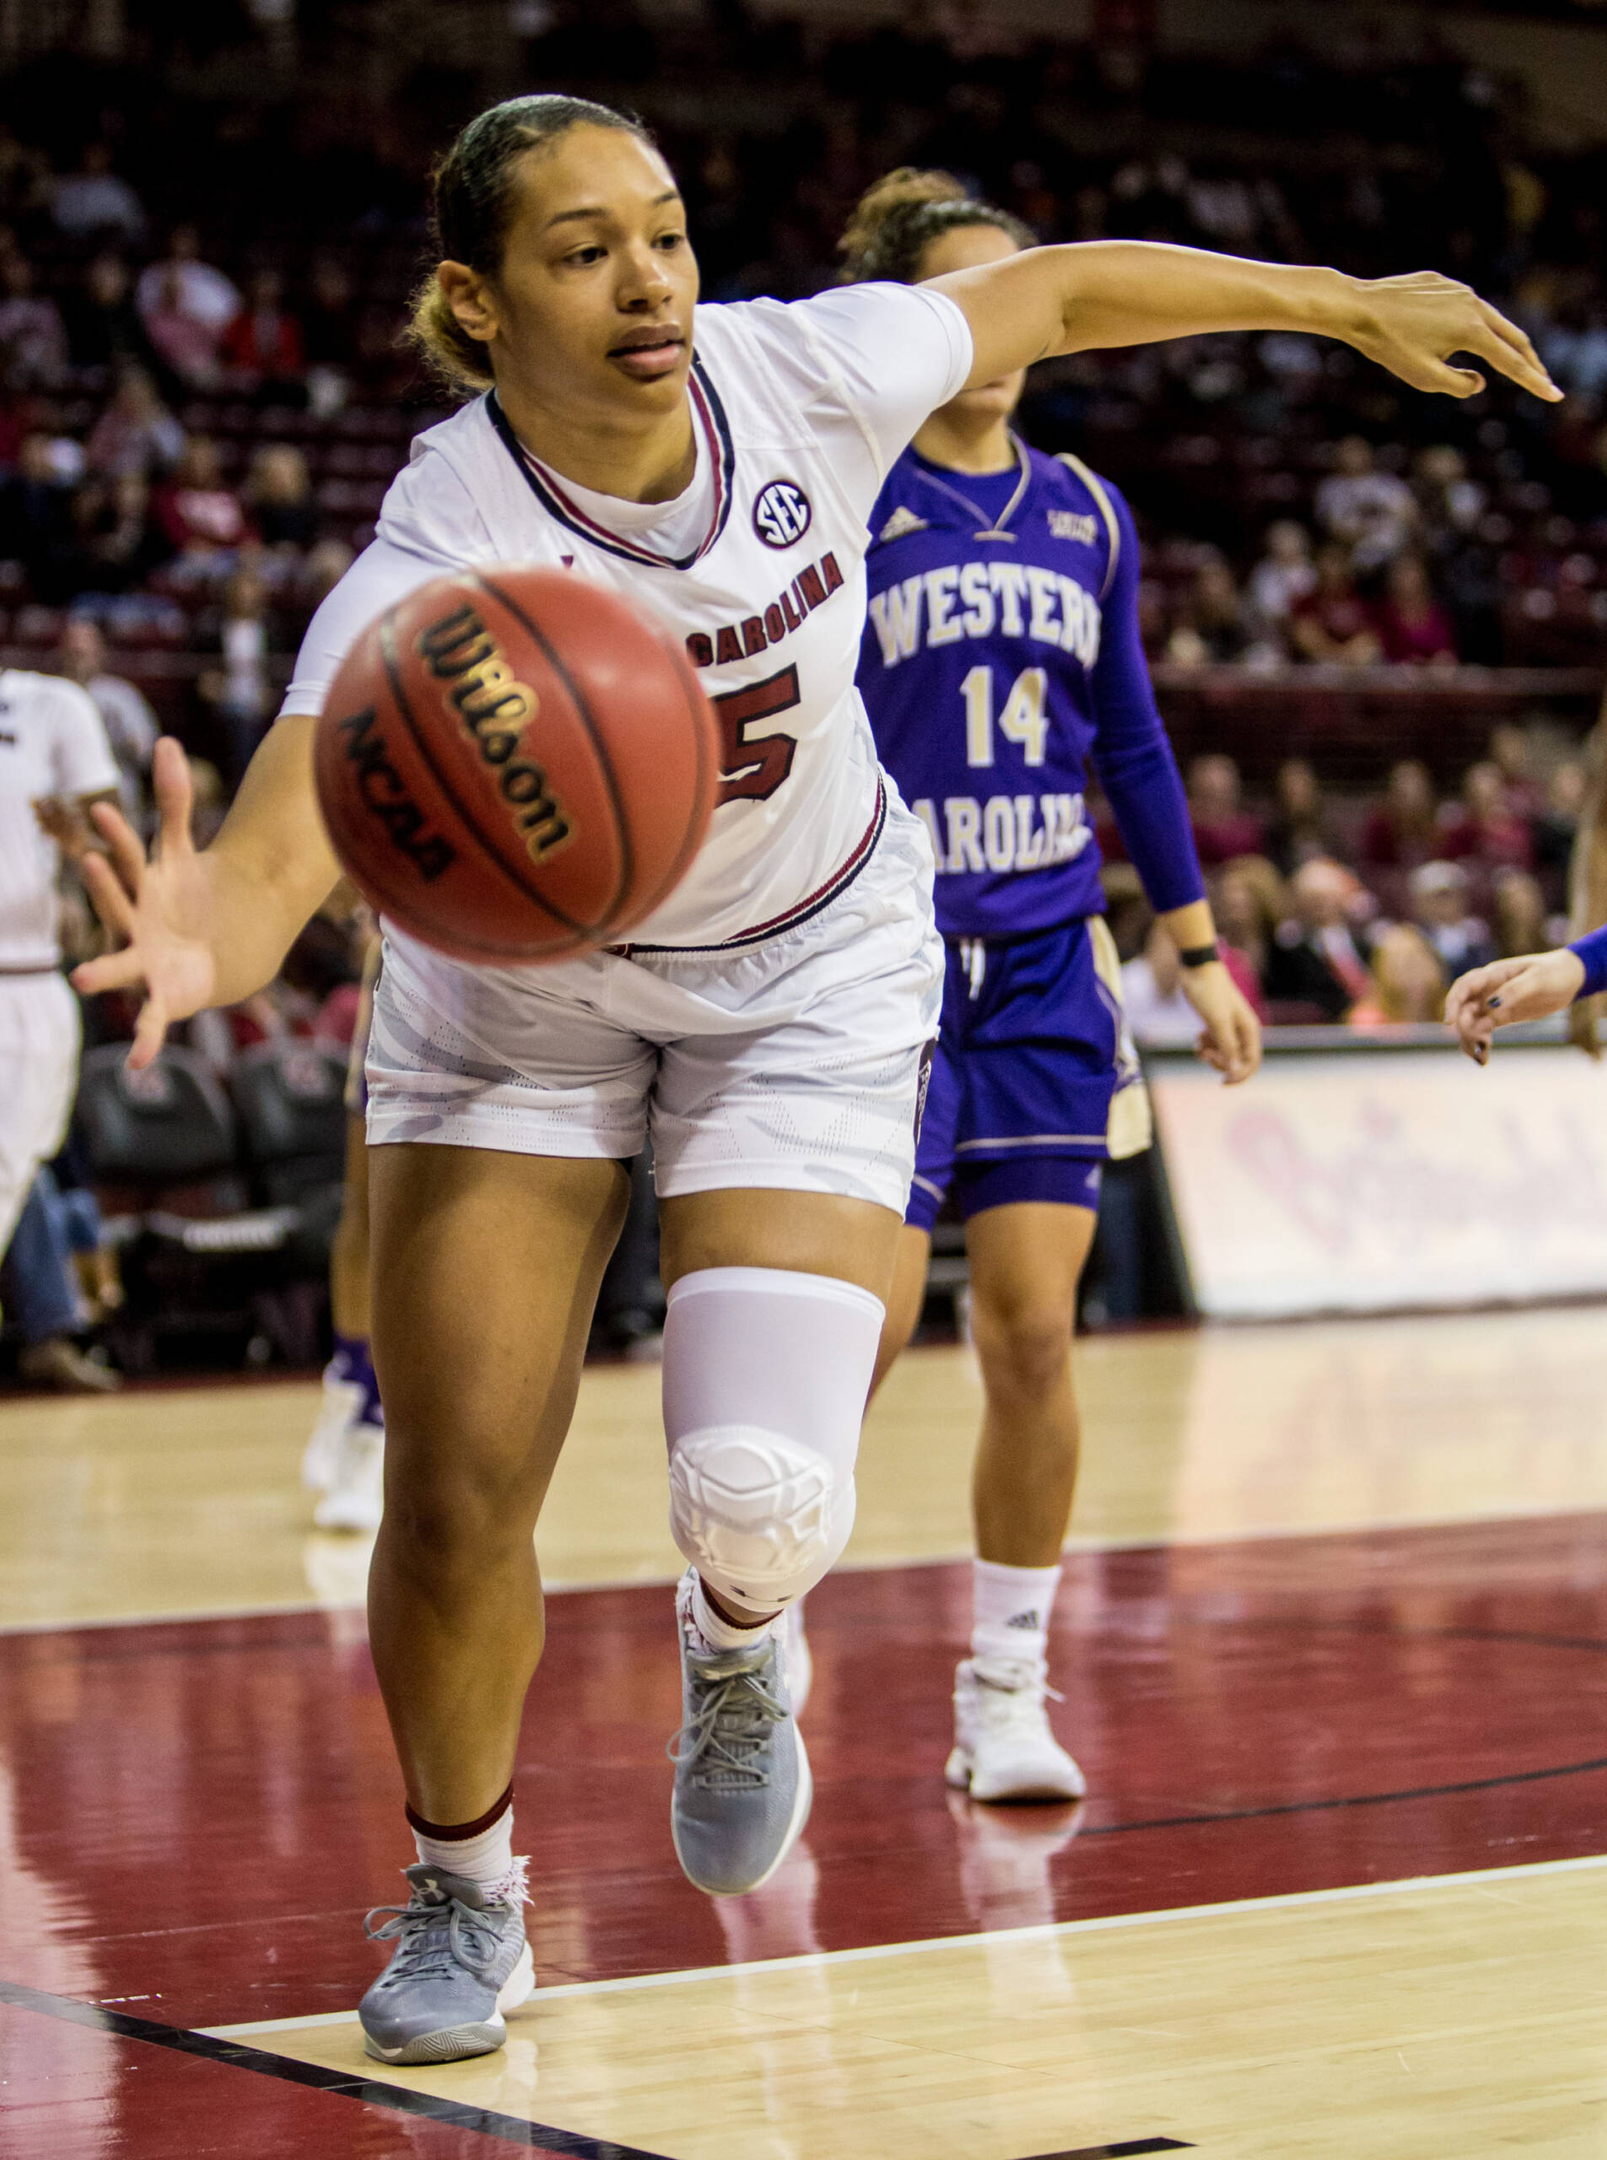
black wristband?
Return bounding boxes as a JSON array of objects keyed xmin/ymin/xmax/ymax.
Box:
[{"xmin": 1178, "ymin": 942, "xmax": 1220, "ymax": 969}]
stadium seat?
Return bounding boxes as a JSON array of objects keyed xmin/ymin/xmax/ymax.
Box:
[{"xmin": 229, "ymin": 1038, "xmax": 348, "ymax": 1204}]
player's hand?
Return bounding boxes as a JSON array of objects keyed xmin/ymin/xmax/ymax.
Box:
[
  {"xmin": 1346, "ymin": 272, "xmax": 1560, "ymax": 403},
  {"xmin": 71, "ymin": 737, "xmax": 219, "ymax": 1068},
  {"xmin": 1179, "ymin": 960, "xmax": 1261, "ymax": 1086},
  {"xmin": 1444, "ymin": 948, "xmax": 1585, "ymax": 1065},
  {"xmin": 33, "ymin": 792, "xmax": 97, "ymax": 861}
]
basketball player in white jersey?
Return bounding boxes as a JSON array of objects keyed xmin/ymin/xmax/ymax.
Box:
[
  {"xmin": 0, "ymin": 669, "xmax": 119, "ymax": 1252},
  {"xmin": 73, "ymin": 95, "xmax": 1558, "ymax": 2067}
]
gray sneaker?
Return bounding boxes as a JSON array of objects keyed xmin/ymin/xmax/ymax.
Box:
[
  {"xmin": 670, "ymin": 1572, "xmax": 812, "ymax": 1896},
  {"xmin": 359, "ymin": 1861, "xmax": 533, "ymax": 2064}
]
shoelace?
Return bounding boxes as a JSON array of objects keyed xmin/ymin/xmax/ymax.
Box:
[
  {"xmin": 668, "ymin": 1658, "xmax": 787, "ymax": 1786},
  {"xmin": 363, "ymin": 1891, "xmax": 507, "ymax": 1987},
  {"xmin": 975, "ymin": 1667, "xmax": 1067, "ymax": 1737}
]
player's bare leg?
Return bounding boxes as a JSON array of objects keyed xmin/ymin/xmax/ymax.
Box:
[
  {"xmin": 368, "ymin": 1144, "xmax": 627, "ymax": 1825},
  {"xmin": 356, "ymin": 1144, "xmax": 626, "ymax": 2064},
  {"xmin": 965, "ymin": 1202, "xmax": 1096, "ymax": 1570},
  {"xmin": 655, "ymin": 1187, "xmax": 900, "ymax": 1890}
]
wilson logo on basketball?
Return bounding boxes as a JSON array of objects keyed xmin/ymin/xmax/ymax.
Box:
[
  {"xmin": 334, "ymin": 707, "xmax": 458, "ymax": 881},
  {"xmin": 753, "ymin": 479, "xmax": 811, "ymax": 550},
  {"xmin": 418, "ymin": 604, "xmax": 572, "ymax": 861}
]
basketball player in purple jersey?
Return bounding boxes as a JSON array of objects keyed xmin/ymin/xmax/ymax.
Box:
[{"xmin": 841, "ymin": 173, "xmax": 1260, "ymax": 1801}]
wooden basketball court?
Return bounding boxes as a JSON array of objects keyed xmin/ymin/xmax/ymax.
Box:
[{"xmin": 3, "ymin": 1309, "xmax": 1605, "ymax": 2156}]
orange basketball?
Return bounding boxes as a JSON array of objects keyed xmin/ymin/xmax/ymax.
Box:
[{"xmin": 312, "ymin": 565, "xmax": 719, "ymax": 963}]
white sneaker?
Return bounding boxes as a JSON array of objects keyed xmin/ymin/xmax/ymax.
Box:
[
  {"xmin": 313, "ymin": 1417, "xmax": 385, "ymax": 1533},
  {"xmin": 945, "ymin": 1657, "xmax": 1087, "ymax": 1804},
  {"xmin": 783, "ymin": 1599, "xmax": 812, "ymax": 1718},
  {"xmin": 302, "ymin": 1363, "xmax": 363, "ymax": 1494}
]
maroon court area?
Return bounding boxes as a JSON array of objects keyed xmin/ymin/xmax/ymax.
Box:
[{"xmin": 2, "ymin": 1515, "xmax": 1605, "ymax": 2155}]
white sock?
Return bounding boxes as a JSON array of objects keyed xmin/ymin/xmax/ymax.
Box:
[
  {"xmin": 690, "ymin": 1573, "xmax": 781, "ymax": 1653},
  {"xmin": 971, "ymin": 1558, "xmax": 1061, "ymax": 1679},
  {"xmin": 413, "ymin": 1803, "xmax": 516, "ymax": 1893}
]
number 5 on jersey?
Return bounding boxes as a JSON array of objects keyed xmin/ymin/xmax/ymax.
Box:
[
  {"xmin": 713, "ymin": 664, "xmax": 800, "ymax": 804},
  {"xmin": 962, "ymin": 665, "xmax": 1049, "ymax": 768}
]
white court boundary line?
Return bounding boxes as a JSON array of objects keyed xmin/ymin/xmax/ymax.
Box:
[{"xmin": 201, "ymin": 1849, "xmax": 1607, "ymax": 2039}]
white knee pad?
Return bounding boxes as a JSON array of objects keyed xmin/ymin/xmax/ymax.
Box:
[
  {"xmin": 662, "ymin": 1266, "xmax": 884, "ymax": 1617},
  {"xmin": 668, "ymin": 1424, "xmax": 855, "ymax": 1612}
]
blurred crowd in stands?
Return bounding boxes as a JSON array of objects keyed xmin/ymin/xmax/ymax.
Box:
[
  {"xmin": 7, "ymin": 5, "xmax": 1607, "ymax": 1378},
  {"xmin": 1111, "ymin": 727, "xmax": 1587, "ymax": 1040}
]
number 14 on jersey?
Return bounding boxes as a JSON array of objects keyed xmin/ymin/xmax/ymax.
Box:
[{"xmin": 961, "ymin": 665, "xmax": 1049, "ymax": 768}]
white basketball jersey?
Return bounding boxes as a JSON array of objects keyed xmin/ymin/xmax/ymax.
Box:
[
  {"xmin": 0, "ymin": 669, "xmax": 118, "ymax": 968},
  {"xmin": 282, "ymin": 281, "xmax": 972, "ymax": 953}
]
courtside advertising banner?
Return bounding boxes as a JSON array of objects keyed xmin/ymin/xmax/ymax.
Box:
[{"xmin": 1149, "ymin": 1042, "xmax": 1607, "ymax": 1317}]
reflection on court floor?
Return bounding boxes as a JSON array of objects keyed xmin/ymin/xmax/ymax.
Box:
[{"xmin": 2, "ymin": 1315, "xmax": 1606, "ymax": 2155}]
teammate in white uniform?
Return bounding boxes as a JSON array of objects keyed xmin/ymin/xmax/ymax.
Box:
[
  {"xmin": 73, "ymin": 95, "xmax": 1558, "ymax": 2067},
  {"xmin": 0, "ymin": 670, "xmax": 119, "ymax": 1250}
]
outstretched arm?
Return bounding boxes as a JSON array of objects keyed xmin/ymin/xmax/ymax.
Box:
[
  {"xmin": 72, "ymin": 720, "xmax": 341, "ymax": 1067},
  {"xmin": 932, "ymin": 244, "xmax": 1559, "ymax": 405}
]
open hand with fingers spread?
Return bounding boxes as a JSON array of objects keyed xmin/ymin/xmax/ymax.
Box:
[
  {"xmin": 1345, "ymin": 271, "xmax": 1560, "ymax": 404},
  {"xmin": 71, "ymin": 737, "xmax": 221, "ymax": 1068},
  {"xmin": 1444, "ymin": 949, "xmax": 1585, "ymax": 1066}
]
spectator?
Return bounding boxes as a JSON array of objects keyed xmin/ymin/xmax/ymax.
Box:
[
  {"xmin": 1290, "ymin": 544, "xmax": 1382, "ymax": 665},
  {"xmin": 1246, "ymin": 518, "xmax": 1316, "ymax": 633},
  {"xmin": 1371, "ymin": 553, "xmax": 1458, "ymax": 666},
  {"xmin": 1359, "ymin": 758, "xmax": 1442, "ymax": 872},
  {"xmin": 246, "ymin": 443, "xmax": 319, "ymax": 553},
  {"xmin": 1314, "ymin": 434, "xmax": 1416, "ymax": 571},
  {"xmin": 1265, "ymin": 758, "xmax": 1334, "ymax": 875},
  {"xmin": 1410, "ymin": 861, "xmax": 1495, "ymax": 975},
  {"xmin": 1491, "ymin": 866, "xmax": 1549, "ymax": 959},
  {"xmin": 61, "ymin": 255, "xmax": 155, "ymax": 378},
  {"xmin": 1165, "ymin": 554, "xmax": 1266, "ymax": 666},
  {"xmin": 1346, "ymin": 923, "xmax": 1446, "ymax": 1027},
  {"xmin": 1487, "ymin": 722, "xmax": 1545, "ymax": 822},
  {"xmin": 0, "ymin": 430, "xmax": 72, "ymax": 578},
  {"xmin": 1440, "ymin": 760, "xmax": 1535, "ymax": 873},
  {"xmin": 1120, "ymin": 918, "xmax": 1203, "ymax": 1048},
  {"xmin": 50, "ymin": 142, "xmax": 145, "ymax": 247},
  {"xmin": 1263, "ymin": 858, "xmax": 1375, "ymax": 1020},
  {"xmin": 85, "ymin": 367, "xmax": 184, "ymax": 478},
  {"xmin": 201, "ymin": 568, "xmax": 276, "ymax": 784},
  {"xmin": 1210, "ymin": 857, "xmax": 1280, "ymax": 1013},
  {"xmin": 1412, "ymin": 444, "xmax": 1485, "ymax": 547},
  {"xmin": 0, "ymin": 255, "xmax": 66, "ymax": 388},
  {"xmin": 301, "ymin": 255, "xmax": 360, "ymax": 414},
  {"xmin": 56, "ymin": 471, "xmax": 168, "ymax": 600},
  {"xmin": 135, "ymin": 225, "xmax": 239, "ymax": 390},
  {"xmin": 1, "ymin": 1170, "xmax": 119, "ymax": 1391},
  {"xmin": 1534, "ymin": 758, "xmax": 1586, "ymax": 890},
  {"xmin": 1187, "ymin": 752, "xmax": 1264, "ymax": 865},
  {"xmin": 56, "ymin": 618, "xmax": 158, "ymax": 820},
  {"xmin": 152, "ymin": 437, "xmax": 252, "ymax": 569},
  {"xmin": 222, "ymin": 268, "xmax": 305, "ymax": 395}
]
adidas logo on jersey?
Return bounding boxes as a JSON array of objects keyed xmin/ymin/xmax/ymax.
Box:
[{"xmin": 877, "ymin": 506, "xmax": 929, "ymax": 543}]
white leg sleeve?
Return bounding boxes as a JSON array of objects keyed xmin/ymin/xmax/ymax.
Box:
[{"xmin": 662, "ymin": 1266, "xmax": 884, "ymax": 1617}]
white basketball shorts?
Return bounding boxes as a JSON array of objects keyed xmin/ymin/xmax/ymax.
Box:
[
  {"xmin": 0, "ymin": 971, "xmax": 80, "ymax": 1248},
  {"xmin": 365, "ymin": 794, "xmax": 944, "ymax": 1215}
]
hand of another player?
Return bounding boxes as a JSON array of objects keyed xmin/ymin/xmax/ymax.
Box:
[
  {"xmin": 1180, "ymin": 960, "xmax": 1261, "ymax": 1086},
  {"xmin": 71, "ymin": 737, "xmax": 220, "ymax": 1068},
  {"xmin": 33, "ymin": 792, "xmax": 97, "ymax": 861},
  {"xmin": 1346, "ymin": 272, "xmax": 1560, "ymax": 403},
  {"xmin": 1444, "ymin": 948, "xmax": 1585, "ymax": 1065}
]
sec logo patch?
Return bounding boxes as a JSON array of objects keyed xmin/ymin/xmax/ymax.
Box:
[{"xmin": 754, "ymin": 479, "xmax": 812, "ymax": 550}]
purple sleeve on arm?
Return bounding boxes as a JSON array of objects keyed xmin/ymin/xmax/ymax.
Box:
[
  {"xmin": 1568, "ymin": 925, "xmax": 1607, "ymax": 998},
  {"xmin": 1086, "ymin": 488, "xmax": 1206, "ymax": 916}
]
